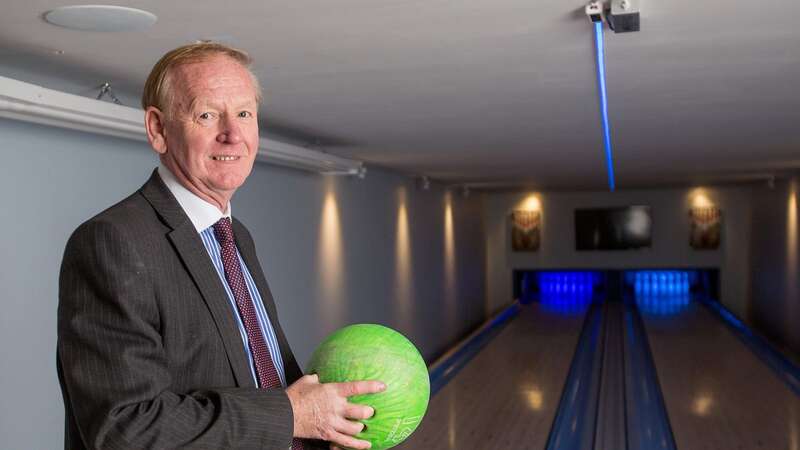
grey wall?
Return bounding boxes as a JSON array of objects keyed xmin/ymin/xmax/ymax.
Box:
[
  {"xmin": 484, "ymin": 187, "xmax": 753, "ymax": 316},
  {"xmin": 749, "ymin": 176, "xmax": 800, "ymax": 357},
  {"xmin": 235, "ymin": 150, "xmax": 487, "ymax": 365},
  {"xmin": 0, "ymin": 118, "xmax": 486, "ymax": 449}
]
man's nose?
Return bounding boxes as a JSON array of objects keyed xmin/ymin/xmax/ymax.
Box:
[{"xmin": 216, "ymin": 114, "xmax": 243, "ymax": 144}]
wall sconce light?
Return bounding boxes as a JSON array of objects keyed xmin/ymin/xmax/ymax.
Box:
[{"xmin": 688, "ymin": 190, "xmax": 721, "ymax": 250}]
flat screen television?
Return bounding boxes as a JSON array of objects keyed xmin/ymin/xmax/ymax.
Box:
[{"xmin": 575, "ymin": 206, "xmax": 652, "ymax": 250}]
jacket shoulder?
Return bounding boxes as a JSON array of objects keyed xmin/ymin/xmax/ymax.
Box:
[{"xmin": 66, "ymin": 190, "xmax": 166, "ymax": 251}]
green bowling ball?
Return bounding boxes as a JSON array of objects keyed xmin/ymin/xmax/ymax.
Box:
[{"xmin": 306, "ymin": 324, "xmax": 430, "ymax": 450}]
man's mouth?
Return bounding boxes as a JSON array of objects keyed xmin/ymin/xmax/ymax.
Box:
[{"xmin": 212, "ymin": 155, "xmax": 240, "ymax": 161}]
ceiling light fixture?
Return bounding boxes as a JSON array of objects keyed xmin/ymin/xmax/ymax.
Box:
[
  {"xmin": 44, "ymin": 5, "xmax": 158, "ymax": 32},
  {"xmin": 0, "ymin": 75, "xmax": 364, "ymax": 176}
]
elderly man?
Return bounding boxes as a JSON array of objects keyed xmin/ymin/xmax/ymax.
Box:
[{"xmin": 57, "ymin": 43, "xmax": 383, "ymax": 450}]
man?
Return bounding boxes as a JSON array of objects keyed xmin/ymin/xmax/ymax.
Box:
[{"xmin": 57, "ymin": 42, "xmax": 384, "ymax": 450}]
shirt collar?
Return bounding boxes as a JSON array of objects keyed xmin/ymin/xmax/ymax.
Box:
[{"xmin": 158, "ymin": 165, "xmax": 232, "ymax": 233}]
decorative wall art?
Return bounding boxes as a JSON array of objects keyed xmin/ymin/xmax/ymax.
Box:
[
  {"xmin": 689, "ymin": 206, "xmax": 721, "ymax": 250},
  {"xmin": 511, "ymin": 210, "xmax": 541, "ymax": 251}
]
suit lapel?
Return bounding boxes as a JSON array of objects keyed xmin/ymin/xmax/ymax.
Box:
[
  {"xmin": 139, "ymin": 170, "xmax": 256, "ymax": 388},
  {"xmin": 233, "ymin": 219, "xmax": 304, "ymax": 383}
]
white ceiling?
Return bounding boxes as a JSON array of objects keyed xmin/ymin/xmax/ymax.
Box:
[{"xmin": 2, "ymin": 0, "xmax": 799, "ymax": 189}]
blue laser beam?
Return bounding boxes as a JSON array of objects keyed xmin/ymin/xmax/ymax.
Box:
[{"xmin": 594, "ymin": 21, "xmax": 616, "ymax": 191}]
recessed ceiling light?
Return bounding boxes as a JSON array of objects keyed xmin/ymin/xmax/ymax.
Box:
[{"xmin": 44, "ymin": 5, "xmax": 157, "ymax": 32}]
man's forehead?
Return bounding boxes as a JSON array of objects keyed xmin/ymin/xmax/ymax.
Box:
[
  {"xmin": 186, "ymin": 94, "xmax": 257, "ymax": 110},
  {"xmin": 171, "ymin": 58, "xmax": 257, "ymax": 107}
]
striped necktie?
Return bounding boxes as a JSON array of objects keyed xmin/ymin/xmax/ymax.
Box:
[{"xmin": 213, "ymin": 218, "xmax": 305, "ymax": 450}]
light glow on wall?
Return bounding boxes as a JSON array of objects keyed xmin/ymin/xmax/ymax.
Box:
[
  {"xmin": 788, "ymin": 182, "xmax": 797, "ymax": 271},
  {"xmin": 788, "ymin": 180, "xmax": 798, "ymax": 339},
  {"xmin": 394, "ymin": 187, "xmax": 413, "ymax": 329},
  {"xmin": 444, "ymin": 192, "xmax": 457, "ymax": 328},
  {"xmin": 689, "ymin": 188, "xmax": 714, "ymax": 208},
  {"xmin": 318, "ymin": 182, "xmax": 344, "ymax": 325},
  {"xmin": 517, "ymin": 194, "xmax": 542, "ymax": 212}
]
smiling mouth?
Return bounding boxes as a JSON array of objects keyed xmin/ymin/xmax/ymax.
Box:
[{"xmin": 212, "ymin": 155, "xmax": 241, "ymax": 161}]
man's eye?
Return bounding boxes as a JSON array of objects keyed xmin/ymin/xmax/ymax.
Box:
[
  {"xmin": 238, "ymin": 111, "xmax": 253, "ymax": 118},
  {"xmin": 199, "ymin": 112, "xmax": 213, "ymax": 120}
]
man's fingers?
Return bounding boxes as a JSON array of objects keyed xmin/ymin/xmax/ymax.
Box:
[
  {"xmin": 336, "ymin": 380, "xmax": 386, "ymax": 397},
  {"xmin": 304, "ymin": 373, "xmax": 320, "ymax": 384},
  {"xmin": 344, "ymin": 403, "xmax": 375, "ymax": 420},
  {"xmin": 329, "ymin": 431, "xmax": 372, "ymax": 450},
  {"xmin": 335, "ymin": 417, "xmax": 366, "ymax": 436}
]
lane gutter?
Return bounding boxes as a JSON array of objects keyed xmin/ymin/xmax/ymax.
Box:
[
  {"xmin": 545, "ymin": 302, "xmax": 606, "ymax": 450},
  {"xmin": 427, "ymin": 300, "xmax": 522, "ymax": 396},
  {"xmin": 624, "ymin": 299, "xmax": 678, "ymax": 450},
  {"xmin": 545, "ymin": 296, "xmax": 678, "ymax": 450}
]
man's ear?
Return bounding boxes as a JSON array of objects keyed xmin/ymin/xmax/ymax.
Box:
[{"xmin": 144, "ymin": 106, "xmax": 168, "ymax": 154}]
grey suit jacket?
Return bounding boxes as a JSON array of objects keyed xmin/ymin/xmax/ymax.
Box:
[{"xmin": 58, "ymin": 170, "xmax": 322, "ymax": 450}]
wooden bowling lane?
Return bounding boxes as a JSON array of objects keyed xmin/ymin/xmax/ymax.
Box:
[
  {"xmin": 640, "ymin": 299, "xmax": 800, "ymax": 450},
  {"xmin": 399, "ymin": 302, "xmax": 589, "ymax": 450}
]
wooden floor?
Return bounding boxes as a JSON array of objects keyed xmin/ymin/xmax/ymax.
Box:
[
  {"xmin": 399, "ymin": 303, "xmax": 588, "ymax": 450},
  {"xmin": 642, "ymin": 301, "xmax": 800, "ymax": 450},
  {"xmin": 399, "ymin": 297, "xmax": 799, "ymax": 450}
]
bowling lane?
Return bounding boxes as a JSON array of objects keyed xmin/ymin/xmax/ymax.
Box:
[
  {"xmin": 399, "ymin": 300, "xmax": 589, "ymax": 450},
  {"xmin": 640, "ymin": 296, "xmax": 800, "ymax": 450}
]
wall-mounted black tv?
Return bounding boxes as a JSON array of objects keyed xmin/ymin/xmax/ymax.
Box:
[{"xmin": 575, "ymin": 206, "xmax": 652, "ymax": 250}]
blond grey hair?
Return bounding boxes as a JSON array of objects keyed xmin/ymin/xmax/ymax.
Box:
[{"xmin": 141, "ymin": 42, "xmax": 262, "ymax": 115}]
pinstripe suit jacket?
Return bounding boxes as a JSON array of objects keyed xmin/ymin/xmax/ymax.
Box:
[{"xmin": 57, "ymin": 170, "xmax": 322, "ymax": 450}]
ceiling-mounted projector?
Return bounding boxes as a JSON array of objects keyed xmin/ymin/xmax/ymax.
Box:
[{"xmin": 607, "ymin": 0, "xmax": 640, "ymax": 33}]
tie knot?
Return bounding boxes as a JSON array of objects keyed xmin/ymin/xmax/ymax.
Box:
[{"xmin": 213, "ymin": 217, "xmax": 235, "ymax": 244}]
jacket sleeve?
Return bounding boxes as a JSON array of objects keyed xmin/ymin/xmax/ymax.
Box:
[{"xmin": 57, "ymin": 219, "xmax": 295, "ymax": 450}]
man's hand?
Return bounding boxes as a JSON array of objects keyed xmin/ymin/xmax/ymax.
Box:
[{"xmin": 286, "ymin": 374, "xmax": 386, "ymax": 449}]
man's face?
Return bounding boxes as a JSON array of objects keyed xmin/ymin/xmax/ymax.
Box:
[{"xmin": 157, "ymin": 55, "xmax": 259, "ymax": 206}]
